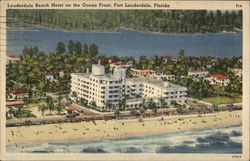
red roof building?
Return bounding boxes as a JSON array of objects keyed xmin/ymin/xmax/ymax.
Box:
[
  {"xmin": 163, "ymin": 55, "xmax": 177, "ymax": 63},
  {"xmin": 52, "ymin": 70, "xmax": 61, "ymax": 74},
  {"xmin": 6, "ymin": 54, "xmax": 21, "ymax": 64},
  {"xmin": 205, "ymin": 74, "xmax": 230, "ymax": 86},
  {"xmin": 211, "ymin": 74, "xmax": 230, "ymax": 79},
  {"xmin": 11, "ymin": 90, "xmax": 28, "ymax": 95}
]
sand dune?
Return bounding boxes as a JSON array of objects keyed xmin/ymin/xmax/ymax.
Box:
[{"xmin": 6, "ymin": 110, "xmax": 242, "ymax": 146}]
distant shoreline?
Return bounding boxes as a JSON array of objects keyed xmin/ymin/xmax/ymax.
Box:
[{"xmin": 7, "ymin": 21, "xmax": 240, "ymax": 36}]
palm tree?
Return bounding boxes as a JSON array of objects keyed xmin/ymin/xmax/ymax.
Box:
[
  {"xmin": 55, "ymin": 103, "xmax": 64, "ymax": 115},
  {"xmin": 114, "ymin": 109, "xmax": 120, "ymax": 120},
  {"xmin": 104, "ymin": 100, "xmax": 112, "ymax": 110},
  {"xmin": 57, "ymin": 94, "xmax": 63, "ymax": 103},
  {"xmin": 147, "ymin": 99, "xmax": 156, "ymax": 109},
  {"xmin": 8, "ymin": 108, "xmax": 16, "ymax": 118},
  {"xmin": 16, "ymin": 106, "xmax": 23, "ymax": 119},
  {"xmin": 139, "ymin": 108, "xmax": 145, "ymax": 118},
  {"xmin": 47, "ymin": 101, "xmax": 55, "ymax": 115},
  {"xmin": 159, "ymin": 97, "xmax": 165, "ymax": 108},
  {"xmin": 152, "ymin": 107, "xmax": 158, "ymax": 117},
  {"xmin": 89, "ymin": 101, "xmax": 97, "ymax": 108},
  {"xmin": 71, "ymin": 91, "xmax": 78, "ymax": 102},
  {"xmin": 38, "ymin": 104, "xmax": 47, "ymax": 116},
  {"xmin": 119, "ymin": 99, "xmax": 126, "ymax": 110},
  {"xmin": 130, "ymin": 108, "xmax": 136, "ymax": 117},
  {"xmin": 142, "ymin": 99, "xmax": 147, "ymax": 110}
]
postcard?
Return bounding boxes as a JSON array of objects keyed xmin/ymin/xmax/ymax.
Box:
[{"xmin": 0, "ymin": 0, "xmax": 249, "ymax": 160}]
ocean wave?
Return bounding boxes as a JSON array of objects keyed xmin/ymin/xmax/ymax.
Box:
[
  {"xmin": 156, "ymin": 141, "xmax": 242, "ymax": 153},
  {"xmin": 196, "ymin": 132, "xmax": 230, "ymax": 143},
  {"xmin": 82, "ymin": 147, "xmax": 108, "ymax": 153}
]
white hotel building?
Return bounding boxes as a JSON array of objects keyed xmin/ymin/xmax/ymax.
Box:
[{"xmin": 71, "ymin": 63, "xmax": 187, "ymax": 110}]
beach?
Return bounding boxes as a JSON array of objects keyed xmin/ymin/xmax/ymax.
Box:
[{"xmin": 6, "ymin": 110, "xmax": 242, "ymax": 146}]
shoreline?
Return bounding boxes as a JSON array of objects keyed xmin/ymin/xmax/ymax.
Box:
[
  {"xmin": 7, "ymin": 123, "xmax": 241, "ymax": 148},
  {"xmin": 7, "ymin": 20, "xmax": 241, "ymax": 35},
  {"xmin": 6, "ymin": 110, "xmax": 242, "ymax": 147},
  {"xmin": 7, "ymin": 27, "xmax": 38, "ymax": 31}
]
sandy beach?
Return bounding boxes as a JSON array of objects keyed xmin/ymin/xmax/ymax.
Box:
[{"xmin": 6, "ymin": 110, "xmax": 242, "ymax": 146}]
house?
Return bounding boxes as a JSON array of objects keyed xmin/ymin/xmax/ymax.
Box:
[
  {"xmin": 130, "ymin": 68, "xmax": 150, "ymax": 77},
  {"xmin": 8, "ymin": 90, "xmax": 28, "ymax": 100},
  {"xmin": 6, "ymin": 54, "xmax": 21, "ymax": 64},
  {"xmin": 51, "ymin": 70, "xmax": 66, "ymax": 77},
  {"xmin": 204, "ymin": 74, "xmax": 230, "ymax": 86},
  {"xmin": 45, "ymin": 74, "xmax": 57, "ymax": 82},
  {"xmin": 229, "ymin": 68, "xmax": 242, "ymax": 77},
  {"xmin": 149, "ymin": 70, "xmax": 175, "ymax": 81},
  {"xmin": 6, "ymin": 101, "xmax": 25, "ymax": 118},
  {"xmin": 162, "ymin": 56, "xmax": 177, "ymax": 63},
  {"xmin": 188, "ymin": 71, "xmax": 209, "ymax": 79},
  {"xmin": 109, "ymin": 62, "xmax": 132, "ymax": 70}
]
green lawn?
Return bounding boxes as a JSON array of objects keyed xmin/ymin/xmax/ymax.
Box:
[{"xmin": 201, "ymin": 96, "xmax": 242, "ymax": 105}]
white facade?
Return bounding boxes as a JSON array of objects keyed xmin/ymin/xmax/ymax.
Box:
[
  {"xmin": 188, "ymin": 71, "xmax": 209, "ymax": 79},
  {"xmin": 71, "ymin": 64, "xmax": 187, "ymax": 110},
  {"xmin": 6, "ymin": 54, "xmax": 21, "ymax": 64},
  {"xmin": 204, "ymin": 74, "xmax": 230, "ymax": 86},
  {"xmin": 149, "ymin": 70, "xmax": 175, "ymax": 82},
  {"xmin": 229, "ymin": 68, "xmax": 242, "ymax": 77}
]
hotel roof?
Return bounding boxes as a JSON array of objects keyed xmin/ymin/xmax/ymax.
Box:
[{"xmin": 72, "ymin": 73, "xmax": 121, "ymax": 81}]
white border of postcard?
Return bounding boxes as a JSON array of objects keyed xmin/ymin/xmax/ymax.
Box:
[{"xmin": 0, "ymin": 1, "xmax": 249, "ymax": 161}]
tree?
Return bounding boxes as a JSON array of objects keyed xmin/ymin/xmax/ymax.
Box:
[
  {"xmin": 89, "ymin": 101, "xmax": 97, "ymax": 108},
  {"xmin": 119, "ymin": 99, "xmax": 126, "ymax": 110},
  {"xmin": 89, "ymin": 44, "xmax": 99, "ymax": 57},
  {"xmin": 71, "ymin": 91, "xmax": 78, "ymax": 102},
  {"xmin": 56, "ymin": 42, "xmax": 66, "ymax": 54},
  {"xmin": 80, "ymin": 97, "xmax": 86, "ymax": 106},
  {"xmin": 139, "ymin": 56, "xmax": 147, "ymax": 68},
  {"xmin": 57, "ymin": 94, "xmax": 63, "ymax": 103},
  {"xmin": 142, "ymin": 99, "xmax": 147, "ymax": 110},
  {"xmin": 46, "ymin": 96, "xmax": 54, "ymax": 115},
  {"xmin": 68, "ymin": 40, "xmax": 74, "ymax": 54},
  {"xmin": 47, "ymin": 101, "xmax": 55, "ymax": 115},
  {"xmin": 74, "ymin": 41, "xmax": 82, "ymax": 54},
  {"xmin": 139, "ymin": 108, "xmax": 145, "ymax": 118},
  {"xmin": 104, "ymin": 100, "xmax": 112, "ymax": 110},
  {"xmin": 55, "ymin": 103, "xmax": 64, "ymax": 115},
  {"xmin": 38, "ymin": 104, "xmax": 47, "ymax": 116},
  {"xmin": 15, "ymin": 106, "xmax": 23, "ymax": 119},
  {"xmin": 178, "ymin": 49, "xmax": 185, "ymax": 58},
  {"xmin": 152, "ymin": 107, "xmax": 158, "ymax": 117},
  {"xmin": 177, "ymin": 106, "xmax": 183, "ymax": 114},
  {"xmin": 114, "ymin": 109, "xmax": 120, "ymax": 119},
  {"xmin": 130, "ymin": 108, "xmax": 136, "ymax": 117},
  {"xmin": 159, "ymin": 97, "xmax": 165, "ymax": 108},
  {"xmin": 147, "ymin": 99, "xmax": 156, "ymax": 109},
  {"xmin": 82, "ymin": 44, "xmax": 89, "ymax": 54}
]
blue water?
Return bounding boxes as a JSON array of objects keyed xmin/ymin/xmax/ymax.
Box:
[
  {"xmin": 7, "ymin": 126, "xmax": 242, "ymax": 153},
  {"xmin": 7, "ymin": 23, "xmax": 242, "ymax": 58}
]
